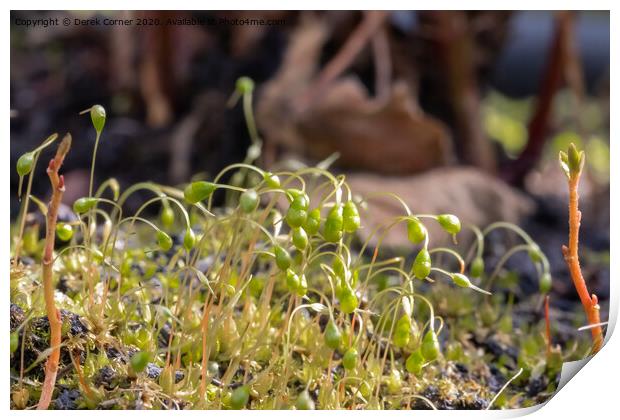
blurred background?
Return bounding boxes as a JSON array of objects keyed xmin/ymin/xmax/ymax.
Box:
[{"xmin": 10, "ymin": 11, "xmax": 609, "ymax": 316}]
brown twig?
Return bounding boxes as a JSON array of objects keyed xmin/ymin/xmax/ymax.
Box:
[
  {"xmin": 296, "ymin": 11, "xmax": 389, "ymax": 113},
  {"xmin": 560, "ymin": 144, "xmax": 603, "ymax": 354},
  {"xmin": 37, "ymin": 134, "xmax": 71, "ymax": 410},
  {"xmin": 504, "ymin": 12, "xmax": 576, "ymax": 185}
]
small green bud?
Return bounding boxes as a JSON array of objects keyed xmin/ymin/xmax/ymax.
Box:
[
  {"xmin": 16, "ymin": 152, "xmax": 34, "ymax": 177},
  {"xmin": 10, "ymin": 332, "xmax": 19, "ymax": 354},
  {"xmin": 420, "ymin": 330, "xmax": 440, "ymax": 362},
  {"xmin": 129, "ymin": 351, "xmax": 150, "ymax": 373},
  {"xmin": 324, "ymin": 320, "xmax": 342, "ymax": 349},
  {"xmin": 90, "ymin": 105, "xmax": 107, "ymax": 133},
  {"xmin": 559, "ymin": 151, "xmax": 570, "ymax": 178},
  {"xmin": 161, "ymin": 206, "xmax": 175, "ymax": 228},
  {"xmin": 406, "ymin": 217, "xmax": 427, "ymax": 244},
  {"xmin": 342, "ymin": 200, "xmax": 361, "ymax": 233},
  {"xmin": 412, "ymin": 248, "xmax": 431, "ymax": 280},
  {"xmin": 236, "ymin": 77, "xmax": 254, "ymax": 95},
  {"xmin": 303, "ymin": 208, "xmax": 321, "ymax": 236},
  {"xmin": 239, "ymin": 189, "xmax": 259, "ymax": 213},
  {"xmin": 437, "ymin": 214, "xmax": 461, "ymax": 235},
  {"xmin": 230, "ymin": 385, "xmax": 250, "ymax": 409},
  {"xmin": 295, "ymin": 390, "xmax": 315, "ymax": 410},
  {"xmin": 56, "ymin": 223, "xmax": 74, "ymax": 242},
  {"xmin": 157, "ymin": 231, "xmax": 173, "ymax": 251},
  {"xmin": 183, "ymin": 228, "xmax": 196, "ymax": 250},
  {"xmin": 263, "ymin": 171, "xmax": 281, "ymax": 189},
  {"xmin": 470, "ymin": 257, "xmax": 485, "ymax": 278},
  {"xmin": 342, "ymin": 347, "xmax": 358, "ymax": 370},
  {"xmin": 539, "ymin": 272, "xmax": 552, "ymax": 294},
  {"xmin": 73, "ymin": 197, "xmax": 97, "ymax": 214},
  {"xmin": 323, "ymin": 204, "xmax": 343, "ymax": 243},
  {"xmin": 451, "ymin": 272, "xmax": 471, "ymax": 288},
  {"xmin": 184, "ymin": 181, "xmax": 216, "ymax": 204},
  {"xmin": 567, "ymin": 143, "xmax": 584, "ymax": 175},
  {"xmin": 273, "ymin": 245, "xmax": 292, "ymax": 271},
  {"xmin": 406, "ymin": 349, "xmax": 424, "ymax": 375}
]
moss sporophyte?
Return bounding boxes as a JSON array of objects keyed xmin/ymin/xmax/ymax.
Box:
[{"xmin": 10, "ymin": 79, "xmax": 578, "ymax": 410}]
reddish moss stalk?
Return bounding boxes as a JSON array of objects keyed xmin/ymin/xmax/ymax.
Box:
[
  {"xmin": 37, "ymin": 134, "xmax": 71, "ymax": 410},
  {"xmin": 561, "ymin": 149, "xmax": 603, "ymax": 354}
]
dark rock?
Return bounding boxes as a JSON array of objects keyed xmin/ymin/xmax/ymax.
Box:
[
  {"xmin": 54, "ymin": 388, "xmax": 81, "ymax": 410},
  {"xmin": 10, "ymin": 303, "xmax": 25, "ymax": 331}
]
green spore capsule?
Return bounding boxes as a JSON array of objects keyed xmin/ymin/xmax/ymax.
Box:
[
  {"xmin": 437, "ymin": 214, "xmax": 461, "ymax": 235},
  {"xmin": 73, "ymin": 197, "xmax": 97, "ymax": 214},
  {"xmin": 274, "ymin": 245, "xmax": 292, "ymax": 271},
  {"xmin": 230, "ymin": 385, "xmax": 250, "ymax": 409},
  {"xmin": 236, "ymin": 77, "xmax": 254, "ymax": 95},
  {"xmin": 292, "ymin": 227, "xmax": 309, "ymax": 250},
  {"xmin": 338, "ymin": 285, "xmax": 358, "ymax": 314},
  {"xmin": 157, "ymin": 231, "xmax": 173, "ymax": 252},
  {"xmin": 393, "ymin": 314, "xmax": 411, "ymax": 348},
  {"xmin": 286, "ymin": 269, "xmax": 301, "ymax": 293},
  {"xmin": 56, "ymin": 223, "xmax": 74, "ymax": 242},
  {"xmin": 470, "ymin": 257, "xmax": 485, "ymax": 278},
  {"xmin": 286, "ymin": 189, "xmax": 309, "ymax": 205},
  {"xmin": 343, "ymin": 347, "xmax": 359, "ymax": 370},
  {"xmin": 539, "ymin": 272, "xmax": 552, "ymax": 294},
  {"xmin": 342, "ymin": 200, "xmax": 361, "ymax": 233},
  {"xmin": 421, "ymin": 330, "xmax": 440, "ymax": 362},
  {"xmin": 406, "ymin": 217, "xmax": 427, "ymax": 244},
  {"xmin": 528, "ymin": 245, "xmax": 543, "ymax": 263},
  {"xmin": 406, "ymin": 349, "xmax": 425, "ymax": 375},
  {"xmin": 184, "ymin": 181, "xmax": 216, "ymax": 204},
  {"xmin": 451, "ymin": 272, "xmax": 471, "ymax": 288},
  {"xmin": 303, "ymin": 208, "xmax": 321, "ymax": 236},
  {"xmin": 286, "ymin": 205, "xmax": 307, "ymax": 228},
  {"xmin": 324, "ymin": 320, "xmax": 342, "ymax": 349},
  {"xmin": 412, "ymin": 248, "xmax": 432, "ymax": 280},
  {"xmin": 160, "ymin": 206, "xmax": 175, "ymax": 228},
  {"xmin": 239, "ymin": 189, "xmax": 259, "ymax": 213},
  {"xmin": 183, "ymin": 228, "xmax": 196, "ymax": 250},
  {"xmin": 90, "ymin": 104, "xmax": 106, "ymax": 133},
  {"xmin": 129, "ymin": 351, "xmax": 150, "ymax": 373},
  {"xmin": 16, "ymin": 152, "xmax": 34, "ymax": 177},
  {"xmin": 297, "ymin": 274, "xmax": 308, "ymax": 296},
  {"xmin": 323, "ymin": 204, "xmax": 344, "ymax": 243},
  {"xmin": 10, "ymin": 332, "xmax": 19, "ymax": 354},
  {"xmin": 295, "ymin": 390, "xmax": 315, "ymax": 410},
  {"xmin": 263, "ymin": 171, "xmax": 281, "ymax": 189}
]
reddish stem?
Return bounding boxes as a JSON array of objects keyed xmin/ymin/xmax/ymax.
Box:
[
  {"xmin": 563, "ymin": 173, "xmax": 603, "ymax": 354},
  {"xmin": 37, "ymin": 134, "xmax": 71, "ymax": 410}
]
